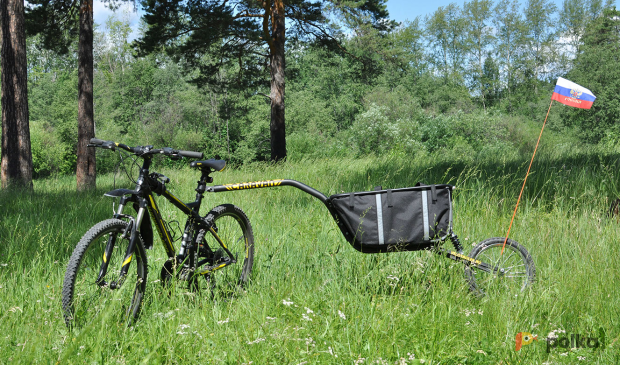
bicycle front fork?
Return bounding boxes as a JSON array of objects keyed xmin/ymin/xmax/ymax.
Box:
[{"xmin": 97, "ymin": 202, "xmax": 146, "ymax": 289}]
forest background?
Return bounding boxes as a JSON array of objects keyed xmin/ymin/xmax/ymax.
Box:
[{"xmin": 21, "ymin": 0, "xmax": 620, "ymax": 177}]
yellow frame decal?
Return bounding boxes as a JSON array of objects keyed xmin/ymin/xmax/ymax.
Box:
[
  {"xmin": 209, "ymin": 227, "xmax": 228, "ymax": 250},
  {"xmin": 147, "ymin": 195, "xmax": 175, "ymax": 255},
  {"xmin": 450, "ymin": 251, "xmax": 482, "ymax": 265},
  {"xmin": 122, "ymin": 254, "xmax": 133, "ymax": 267},
  {"xmin": 223, "ymin": 180, "xmax": 283, "ymax": 191}
]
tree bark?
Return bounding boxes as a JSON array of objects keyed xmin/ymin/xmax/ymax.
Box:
[
  {"xmin": 269, "ymin": 0, "xmax": 286, "ymax": 161},
  {"xmin": 76, "ymin": 0, "xmax": 96, "ymax": 191},
  {"xmin": 1, "ymin": 0, "xmax": 33, "ymax": 190}
]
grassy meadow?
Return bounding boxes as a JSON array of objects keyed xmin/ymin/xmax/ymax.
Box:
[{"xmin": 1, "ymin": 148, "xmax": 619, "ymax": 364}]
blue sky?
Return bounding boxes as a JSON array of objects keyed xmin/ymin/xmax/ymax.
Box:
[
  {"xmin": 385, "ymin": 0, "xmax": 619, "ymax": 24},
  {"xmin": 93, "ymin": 0, "xmax": 620, "ymax": 40}
]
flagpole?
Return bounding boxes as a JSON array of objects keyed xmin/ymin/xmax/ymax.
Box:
[{"xmin": 501, "ymin": 98, "xmax": 554, "ymax": 255}]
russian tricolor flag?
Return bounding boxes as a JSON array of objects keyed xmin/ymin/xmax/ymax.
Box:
[{"xmin": 551, "ymin": 77, "xmax": 596, "ymax": 109}]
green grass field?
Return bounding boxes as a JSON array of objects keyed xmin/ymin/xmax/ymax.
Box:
[{"xmin": 1, "ymin": 149, "xmax": 619, "ymax": 364}]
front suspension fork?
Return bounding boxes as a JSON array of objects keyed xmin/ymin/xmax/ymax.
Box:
[{"xmin": 97, "ymin": 200, "xmax": 146, "ymax": 289}]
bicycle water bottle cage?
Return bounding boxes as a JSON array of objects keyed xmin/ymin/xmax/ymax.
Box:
[{"xmin": 190, "ymin": 159, "xmax": 226, "ymax": 172}]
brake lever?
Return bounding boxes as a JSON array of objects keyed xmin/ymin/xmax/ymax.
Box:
[{"xmin": 161, "ymin": 147, "xmax": 183, "ymax": 161}]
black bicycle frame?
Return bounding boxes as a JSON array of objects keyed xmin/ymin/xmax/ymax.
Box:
[{"xmin": 98, "ymin": 157, "xmax": 236, "ymax": 288}]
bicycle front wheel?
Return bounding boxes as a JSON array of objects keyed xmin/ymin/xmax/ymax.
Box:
[
  {"xmin": 464, "ymin": 237, "xmax": 535, "ymax": 297},
  {"xmin": 62, "ymin": 219, "xmax": 148, "ymax": 328},
  {"xmin": 193, "ymin": 204, "xmax": 254, "ymax": 297}
]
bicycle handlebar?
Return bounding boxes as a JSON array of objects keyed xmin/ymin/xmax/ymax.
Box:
[
  {"xmin": 88, "ymin": 138, "xmax": 204, "ymax": 159},
  {"xmin": 178, "ymin": 150, "xmax": 203, "ymax": 159}
]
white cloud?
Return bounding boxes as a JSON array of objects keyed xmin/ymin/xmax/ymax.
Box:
[{"xmin": 93, "ymin": 0, "xmax": 142, "ymax": 41}]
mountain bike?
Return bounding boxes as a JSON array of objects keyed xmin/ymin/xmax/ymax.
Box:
[
  {"xmin": 62, "ymin": 139, "xmax": 254, "ymax": 328},
  {"xmin": 63, "ymin": 138, "xmax": 535, "ymax": 328}
]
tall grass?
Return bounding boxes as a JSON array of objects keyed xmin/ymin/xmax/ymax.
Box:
[{"xmin": 1, "ymin": 147, "xmax": 619, "ymax": 364}]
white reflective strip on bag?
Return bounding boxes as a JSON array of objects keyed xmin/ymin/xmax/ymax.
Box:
[
  {"xmin": 376, "ymin": 193, "xmax": 385, "ymax": 244},
  {"xmin": 422, "ymin": 190, "xmax": 430, "ymax": 241}
]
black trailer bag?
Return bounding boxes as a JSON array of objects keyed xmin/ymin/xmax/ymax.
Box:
[{"xmin": 328, "ymin": 184, "xmax": 454, "ymax": 253}]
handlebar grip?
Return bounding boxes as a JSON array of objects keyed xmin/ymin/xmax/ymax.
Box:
[
  {"xmin": 178, "ymin": 150, "xmax": 204, "ymax": 159},
  {"xmin": 116, "ymin": 143, "xmax": 133, "ymax": 152},
  {"xmin": 90, "ymin": 138, "xmax": 106, "ymax": 145}
]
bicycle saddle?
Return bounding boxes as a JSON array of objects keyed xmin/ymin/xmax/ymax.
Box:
[{"xmin": 190, "ymin": 159, "xmax": 226, "ymax": 172}]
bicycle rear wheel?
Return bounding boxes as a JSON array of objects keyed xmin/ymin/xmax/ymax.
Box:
[
  {"xmin": 464, "ymin": 237, "xmax": 535, "ymax": 297},
  {"xmin": 192, "ymin": 204, "xmax": 254, "ymax": 297},
  {"xmin": 62, "ymin": 219, "xmax": 148, "ymax": 328}
]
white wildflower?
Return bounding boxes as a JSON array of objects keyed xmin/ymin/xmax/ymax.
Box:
[
  {"xmin": 282, "ymin": 299, "xmax": 294, "ymax": 306},
  {"xmin": 247, "ymin": 338, "xmax": 265, "ymax": 345},
  {"xmin": 338, "ymin": 310, "xmax": 346, "ymax": 320}
]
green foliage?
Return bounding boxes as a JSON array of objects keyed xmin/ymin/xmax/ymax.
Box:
[
  {"xmin": 350, "ymin": 104, "xmax": 424, "ymax": 156},
  {"xmin": 22, "ymin": 2, "xmax": 620, "ymax": 175},
  {"xmin": 287, "ymin": 45, "xmax": 368, "ymax": 131},
  {"xmin": 564, "ymin": 7, "xmax": 620, "ymax": 142},
  {"xmin": 414, "ymin": 74, "xmax": 475, "ymax": 113},
  {"xmin": 28, "ymin": 71, "xmax": 78, "ymax": 176},
  {"xmin": 30, "ymin": 121, "xmax": 71, "ymax": 177}
]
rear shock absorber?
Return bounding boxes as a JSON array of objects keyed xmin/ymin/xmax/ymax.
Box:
[{"xmin": 450, "ymin": 233, "xmax": 464, "ymax": 254}]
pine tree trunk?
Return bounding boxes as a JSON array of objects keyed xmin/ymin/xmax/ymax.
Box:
[
  {"xmin": 76, "ymin": 0, "xmax": 96, "ymax": 191},
  {"xmin": 269, "ymin": 0, "xmax": 286, "ymax": 161},
  {"xmin": 1, "ymin": 0, "xmax": 33, "ymax": 190}
]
